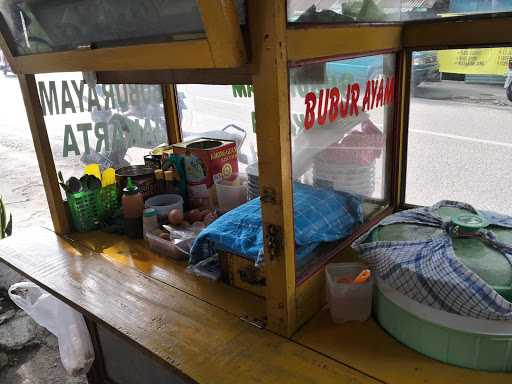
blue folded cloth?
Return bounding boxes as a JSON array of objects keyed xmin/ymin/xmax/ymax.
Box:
[{"xmin": 190, "ymin": 183, "xmax": 363, "ymax": 268}]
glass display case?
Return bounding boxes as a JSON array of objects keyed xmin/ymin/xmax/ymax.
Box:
[{"xmin": 289, "ymin": 54, "xmax": 396, "ymax": 276}]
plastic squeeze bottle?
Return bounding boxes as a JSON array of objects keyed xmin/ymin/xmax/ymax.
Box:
[{"xmin": 122, "ymin": 177, "xmax": 144, "ymax": 239}]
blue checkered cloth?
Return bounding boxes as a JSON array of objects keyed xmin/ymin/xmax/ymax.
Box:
[
  {"xmin": 353, "ymin": 201, "xmax": 512, "ymax": 320},
  {"xmin": 190, "ymin": 182, "xmax": 363, "ymax": 269}
]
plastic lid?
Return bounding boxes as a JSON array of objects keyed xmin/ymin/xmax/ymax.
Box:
[
  {"xmin": 123, "ymin": 177, "xmax": 139, "ymax": 195},
  {"xmin": 452, "ymin": 213, "xmax": 489, "ymax": 232},
  {"xmin": 371, "ymin": 207, "xmax": 512, "ymax": 301},
  {"xmin": 143, "ymin": 208, "xmax": 157, "ymax": 217}
]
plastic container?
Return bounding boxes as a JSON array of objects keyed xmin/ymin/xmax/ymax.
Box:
[
  {"xmin": 142, "ymin": 208, "xmax": 159, "ymax": 240},
  {"xmin": 146, "ymin": 232, "xmax": 189, "ymax": 260},
  {"xmin": 67, "ymin": 184, "xmax": 119, "ymax": 232},
  {"xmin": 215, "ymin": 178, "xmax": 247, "ymax": 212},
  {"xmin": 375, "ymin": 277, "xmax": 512, "ymax": 372},
  {"xmin": 144, "ymin": 194, "xmax": 184, "ymax": 220},
  {"xmin": 325, "ymin": 262, "xmax": 373, "ymax": 323}
]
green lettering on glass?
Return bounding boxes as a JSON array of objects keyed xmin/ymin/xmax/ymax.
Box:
[
  {"xmin": 102, "ymin": 84, "xmax": 117, "ymax": 110},
  {"xmin": 77, "ymin": 123, "xmax": 93, "ymax": 154},
  {"xmin": 87, "ymin": 86, "xmax": 102, "ymax": 112},
  {"xmin": 94, "ymin": 122, "xmax": 109, "ymax": 152},
  {"xmin": 63, "ymin": 124, "xmax": 80, "ymax": 157},
  {"xmin": 61, "ymin": 81, "xmax": 76, "ymax": 114},
  {"xmin": 38, "ymin": 81, "xmax": 59, "ymax": 116},
  {"xmin": 71, "ymin": 80, "xmax": 85, "ymax": 113}
]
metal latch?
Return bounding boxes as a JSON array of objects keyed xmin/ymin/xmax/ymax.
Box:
[
  {"xmin": 264, "ymin": 224, "xmax": 282, "ymax": 259},
  {"xmin": 260, "ymin": 187, "xmax": 276, "ymax": 204}
]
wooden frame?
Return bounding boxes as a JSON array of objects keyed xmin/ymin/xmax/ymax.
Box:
[
  {"xmin": 249, "ymin": 0, "xmax": 297, "ymax": 337},
  {"xmin": 18, "ymin": 74, "xmax": 70, "ymax": 234},
  {"xmin": 287, "ymin": 24, "xmax": 402, "ymax": 64},
  {"xmin": 403, "ymin": 16, "xmax": 512, "ymax": 50},
  {"xmin": 0, "ymin": 0, "xmax": 246, "ymax": 74},
  {"xmin": 8, "ymin": 0, "xmax": 512, "ymax": 347},
  {"xmin": 4, "ymin": 4, "xmax": 512, "ymax": 384},
  {"xmin": 162, "ymin": 84, "xmax": 182, "ymax": 145}
]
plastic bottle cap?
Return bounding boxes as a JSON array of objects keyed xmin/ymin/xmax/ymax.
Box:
[
  {"xmin": 143, "ymin": 208, "xmax": 157, "ymax": 217},
  {"xmin": 452, "ymin": 214, "xmax": 489, "ymax": 232},
  {"xmin": 123, "ymin": 177, "xmax": 139, "ymax": 195}
]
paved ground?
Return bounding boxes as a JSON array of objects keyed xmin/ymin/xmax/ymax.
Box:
[{"xmin": 0, "ymin": 290, "xmax": 87, "ymax": 384}]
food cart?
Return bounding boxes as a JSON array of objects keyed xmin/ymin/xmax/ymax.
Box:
[{"xmin": 0, "ymin": 1, "xmax": 511, "ymax": 383}]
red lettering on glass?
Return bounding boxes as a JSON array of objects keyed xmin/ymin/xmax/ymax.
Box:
[
  {"xmin": 304, "ymin": 92, "xmax": 316, "ymax": 130},
  {"xmin": 329, "ymin": 87, "xmax": 340, "ymax": 122},
  {"xmin": 317, "ymin": 88, "xmax": 330, "ymax": 126}
]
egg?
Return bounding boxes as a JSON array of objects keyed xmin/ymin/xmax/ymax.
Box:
[
  {"xmin": 203, "ymin": 211, "xmax": 218, "ymax": 226},
  {"xmin": 184, "ymin": 209, "xmax": 202, "ymax": 223},
  {"xmin": 168, "ymin": 209, "xmax": 184, "ymax": 226}
]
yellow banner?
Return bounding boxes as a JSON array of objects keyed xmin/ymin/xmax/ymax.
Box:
[{"xmin": 438, "ymin": 48, "xmax": 512, "ymax": 76}]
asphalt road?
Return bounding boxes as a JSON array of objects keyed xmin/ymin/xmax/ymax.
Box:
[{"xmin": 1, "ymin": 76, "xmax": 512, "ymax": 233}]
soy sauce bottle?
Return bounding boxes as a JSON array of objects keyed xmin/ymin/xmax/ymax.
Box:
[{"xmin": 122, "ymin": 177, "xmax": 144, "ymax": 239}]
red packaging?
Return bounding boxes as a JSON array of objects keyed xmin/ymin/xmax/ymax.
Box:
[{"xmin": 172, "ymin": 138, "xmax": 238, "ymax": 209}]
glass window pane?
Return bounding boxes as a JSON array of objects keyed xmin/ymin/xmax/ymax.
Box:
[
  {"xmin": 403, "ymin": 0, "xmax": 512, "ymax": 21},
  {"xmin": 1, "ymin": 0, "xmax": 205, "ymax": 55},
  {"xmin": 406, "ymin": 47, "xmax": 512, "ymax": 214},
  {"xmin": 289, "ymin": 53, "xmax": 396, "ymax": 276},
  {"xmin": 176, "ymin": 84, "xmax": 258, "ymax": 184},
  {"xmin": 35, "ymin": 73, "xmax": 167, "ymax": 184},
  {"xmin": 288, "ymin": 0, "xmax": 512, "ymax": 23},
  {"xmin": 288, "ymin": 0, "xmax": 401, "ymax": 23}
]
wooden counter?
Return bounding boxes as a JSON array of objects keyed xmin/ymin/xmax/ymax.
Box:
[
  {"xmin": 0, "ymin": 228, "xmax": 376, "ymax": 384},
  {"xmin": 1, "ymin": 227, "xmax": 511, "ymax": 384},
  {"xmin": 294, "ymin": 306, "xmax": 511, "ymax": 384}
]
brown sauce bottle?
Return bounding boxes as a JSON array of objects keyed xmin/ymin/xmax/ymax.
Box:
[{"xmin": 122, "ymin": 177, "xmax": 144, "ymax": 239}]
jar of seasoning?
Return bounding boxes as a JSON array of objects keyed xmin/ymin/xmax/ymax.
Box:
[
  {"xmin": 154, "ymin": 169, "xmax": 164, "ymax": 194},
  {"xmin": 142, "ymin": 208, "xmax": 159, "ymax": 240}
]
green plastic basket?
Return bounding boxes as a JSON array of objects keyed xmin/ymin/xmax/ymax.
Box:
[{"xmin": 67, "ymin": 185, "xmax": 119, "ymax": 232}]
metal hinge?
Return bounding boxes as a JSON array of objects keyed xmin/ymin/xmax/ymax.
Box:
[
  {"xmin": 264, "ymin": 224, "xmax": 283, "ymax": 259},
  {"xmin": 260, "ymin": 187, "xmax": 276, "ymax": 204}
]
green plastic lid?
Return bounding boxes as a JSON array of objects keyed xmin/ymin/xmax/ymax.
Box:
[
  {"xmin": 123, "ymin": 177, "xmax": 139, "ymax": 195},
  {"xmin": 371, "ymin": 207, "xmax": 512, "ymax": 302},
  {"xmin": 143, "ymin": 208, "xmax": 156, "ymax": 217}
]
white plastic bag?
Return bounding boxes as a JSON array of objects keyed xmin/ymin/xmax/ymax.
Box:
[{"xmin": 8, "ymin": 282, "xmax": 95, "ymax": 376}]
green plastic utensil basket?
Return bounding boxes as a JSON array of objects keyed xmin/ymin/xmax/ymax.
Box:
[{"xmin": 67, "ymin": 185, "xmax": 119, "ymax": 232}]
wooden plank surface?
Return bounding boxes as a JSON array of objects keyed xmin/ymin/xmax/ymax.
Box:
[
  {"xmin": 68, "ymin": 231, "xmax": 265, "ymax": 322},
  {"xmin": 294, "ymin": 308, "xmax": 512, "ymax": 384},
  {"xmin": 403, "ymin": 17, "xmax": 512, "ymax": 50},
  {"xmin": 0, "ymin": 227, "xmax": 379, "ymax": 384},
  {"xmin": 287, "ymin": 25, "xmax": 402, "ymax": 63},
  {"xmin": 197, "ymin": 0, "xmax": 246, "ymax": 67},
  {"xmin": 13, "ymin": 39, "xmax": 214, "ymax": 74}
]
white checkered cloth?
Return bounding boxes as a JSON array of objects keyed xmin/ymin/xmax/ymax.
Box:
[{"xmin": 352, "ymin": 201, "xmax": 512, "ymax": 320}]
